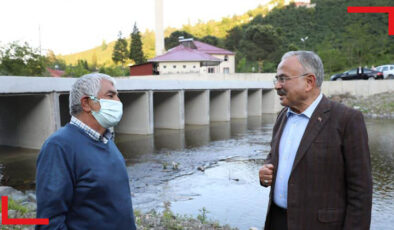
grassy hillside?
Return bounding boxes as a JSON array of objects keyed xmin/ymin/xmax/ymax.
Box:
[
  {"xmin": 60, "ymin": 0, "xmax": 393, "ymax": 76},
  {"xmin": 60, "ymin": 40, "xmax": 116, "ymax": 66},
  {"xmin": 59, "ymin": 0, "xmax": 284, "ymax": 66},
  {"xmin": 59, "ymin": 29, "xmax": 159, "ymax": 66}
]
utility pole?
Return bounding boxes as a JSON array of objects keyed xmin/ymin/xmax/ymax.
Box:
[{"xmin": 38, "ymin": 24, "xmax": 42, "ymax": 55}]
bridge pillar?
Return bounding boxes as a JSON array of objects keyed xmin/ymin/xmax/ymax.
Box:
[
  {"xmin": 185, "ymin": 90, "xmax": 209, "ymax": 125},
  {"xmin": 0, "ymin": 93, "xmax": 60, "ymax": 149},
  {"xmin": 210, "ymin": 90, "xmax": 230, "ymax": 122},
  {"xmin": 231, "ymin": 90, "xmax": 248, "ymax": 119},
  {"xmin": 153, "ymin": 91, "xmax": 184, "ymax": 129},
  {"xmin": 248, "ymin": 89, "xmax": 262, "ymax": 116},
  {"xmin": 116, "ymin": 91, "xmax": 154, "ymax": 134},
  {"xmin": 262, "ymin": 89, "xmax": 283, "ymax": 114}
]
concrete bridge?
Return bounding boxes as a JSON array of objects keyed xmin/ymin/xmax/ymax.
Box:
[
  {"xmin": 1, "ymin": 75, "xmax": 393, "ymax": 150},
  {"xmin": 0, "ymin": 75, "xmax": 281, "ymax": 149}
]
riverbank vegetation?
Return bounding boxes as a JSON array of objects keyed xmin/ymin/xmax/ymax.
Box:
[
  {"xmin": 135, "ymin": 203, "xmax": 238, "ymax": 230},
  {"xmin": 0, "ymin": 188, "xmax": 239, "ymax": 230},
  {"xmin": 0, "ymin": 197, "xmax": 35, "ymax": 230}
]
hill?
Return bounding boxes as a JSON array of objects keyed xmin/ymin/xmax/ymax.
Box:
[
  {"xmin": 242, "ymin": 0, "xmax": 394, "ymax": 74},
  {"xmin": 60, "ymin": 0, "xmax": 394, "ymax": 76},
  {"xmin": 60, "ymin": 0, "xmax": 285, "ymax": 66},
  {"xmin": 59, "ymin": 29, "xmax": 158, "ymax": 66}
]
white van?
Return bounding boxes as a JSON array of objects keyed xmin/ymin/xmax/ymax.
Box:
[{"xmin": 375, "ymin": 65, "xmax": 394, "ymax": 79}]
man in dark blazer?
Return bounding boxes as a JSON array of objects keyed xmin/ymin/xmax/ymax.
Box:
[{"xmin": 259, "ymin": 51, "xmax": 372, "ymax": 230}]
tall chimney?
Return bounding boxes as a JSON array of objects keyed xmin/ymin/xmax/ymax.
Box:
[{"xmin": 155, "ymin": 0, "xmax": 165, "ymax": 56}]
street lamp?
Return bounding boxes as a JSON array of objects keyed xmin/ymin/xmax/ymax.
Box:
[{"xmin": 300, "ymin": 36, "xmax": 308, "ymax": 50}]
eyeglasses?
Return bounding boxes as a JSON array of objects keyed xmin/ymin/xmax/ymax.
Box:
[{"xmin": 273, "ymin": 73, "xmax": 309, "ymax": 85}]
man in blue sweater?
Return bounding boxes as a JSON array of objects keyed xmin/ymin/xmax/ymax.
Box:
[{"xmin": 36, "ymin": 73, "xmax": 137, "ymax": 230}]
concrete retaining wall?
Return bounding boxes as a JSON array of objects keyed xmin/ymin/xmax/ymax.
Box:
[
  {"xmin": 117, "ymin": 92, "xmax": 154, "ymax": 135},
  {"xmin": 322, "ymin": 80, "xmax": 394, "ymax": 97},
  {"xmin": 185, "ymin": 90, "xmax": 210, "ymax": 125},
  {"xmin": 231, "ymin": 90, "xmax": 248, "ymax": 119}
]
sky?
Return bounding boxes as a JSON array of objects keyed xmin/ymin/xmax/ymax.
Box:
[{"xmin": 0, "ymin": 0, "xmax": 270, "ymax": 55}]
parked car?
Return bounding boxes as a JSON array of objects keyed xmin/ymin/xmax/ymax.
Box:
[
  {"xmin": 330, "ymin": 67, "xmax": 384, "ymax": 81},
  {"xmin": 375, "ymin": 64, "xmax": 394, "ymax": 79}
]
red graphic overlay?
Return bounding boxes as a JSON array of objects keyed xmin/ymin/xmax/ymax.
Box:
[
  {"xmin": 1, "ymin": 196, "xmax": 49, "ymax": 225},
  {"xmin": 348, "ymin": 7, "xmax": 394, "ymax": 35}
]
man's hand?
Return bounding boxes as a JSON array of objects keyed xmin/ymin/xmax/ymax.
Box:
[{"xmin": 259, "ymin": 164, "xmax": 274, "ymax": 187}]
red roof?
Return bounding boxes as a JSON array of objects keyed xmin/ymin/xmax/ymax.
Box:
[
  {"xmin": 193, "ymin": 41, "xmax": 234, "ymax": 55},
  {"xmin": 47, "ymin": 68, "xmax": 65, "ymax": 77},
  {"xmin": 149, "ymin": 40, "xmax": 234, "ymax": 62},
  {"xmin": 149, "ymin": 45, "xmax": 222, "ymax": 62}
]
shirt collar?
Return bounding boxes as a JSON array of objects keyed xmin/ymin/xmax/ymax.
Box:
[
  {"xmin": 287, "ymin": 93, "xmax": 323, "ymax": 118},
  {"xmin": 70, "ymin": 116, "xmax": 112, "ymax": 144}
]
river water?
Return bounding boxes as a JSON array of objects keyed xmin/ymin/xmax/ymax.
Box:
[{"xmin": 0, "ymin": 116, "xmax": 393, "ymax": 230}]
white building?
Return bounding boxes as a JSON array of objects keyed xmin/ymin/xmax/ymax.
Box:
[{"xmin": 149, "ymin": 38, "xmax": 235, "ymax": 75}]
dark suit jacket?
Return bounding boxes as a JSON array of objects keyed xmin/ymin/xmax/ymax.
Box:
[{"xmin": 263, "ymin": 96, "xmax": 372, "ymax": 230}]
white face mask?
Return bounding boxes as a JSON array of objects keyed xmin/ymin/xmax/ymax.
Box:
[{"xmin": 90, "ymin": 96, "xmax": 123, "ymax": 128}]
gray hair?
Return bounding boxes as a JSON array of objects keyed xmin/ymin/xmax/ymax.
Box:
[
  {"xmin": 281, "ymin": 51, "xmax": 324, "ymax": 87},
  {"xmin": 69, "ymin": 73, "xmax": 116, "ymax": 116}
]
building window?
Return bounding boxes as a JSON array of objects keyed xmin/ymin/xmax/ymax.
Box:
[
  {"xmin": 223, "ymin": 67, "xmax": 230, "ymax": 74},
  {"xmin": 183, "ymin": 65, "xmax": 186, "ymax": 68},
  {"xmin": 163, "ymin": 65, "xmax": 167, "ymax": 69},
  {"xmin": 193, "ymin": 65, "xmax": 196, "ymax": 68},
  {"xmin": 173, "ymin": 65, "xmax": 177, "ymax": 69},
  {"xmin": 224, "ymin": 55, "xmax": 228, "ymax": 61},
  {"xmin": 208, "ymin": 67, "xmax": 215, "ymax": 73}
]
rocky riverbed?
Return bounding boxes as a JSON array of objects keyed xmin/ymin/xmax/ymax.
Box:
[
  {"xmin": 0, "ymin": 186, "xmax": 242, "ymax": 230},
  {"xmin": 0, "ymin": 186, "xmax": 36, "ymax": 230},
  {"xmin": 328, "ymin": 92, "xmax": 394, "ymax": 119}
]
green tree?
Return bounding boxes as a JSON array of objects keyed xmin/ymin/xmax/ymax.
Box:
[
  {"xmin": 47, "ymin": 49, "xmax": 67, "ymax": 70},
  {"xmin": 142, "ymin": 29, "xmax": 156, "ymax": 59},
  {"xmin": 164, "ymin": 30, "xmax": 195, "ymax": 50},
  {"xmin": 225, "ymin": 26, "xmax": 243, "ymax": 51},
  {"xmin": 239, "ymin": 24, "xmax": 283, "ymax": 62},
  {"xmin": 129, "ymin": 23, "xmax": 146, "ymax": 65},
  {"xmin": 344, "ymin": 22, "xmax": 375, "ymax": 67},
  {"xmin": 236, "ymin": 56, "xmax": 247, "ymax": 72},
  {"xmin": 112, "ymin": 31, "xmax": 128, "ymax": 66},
  {"xmin": 0, "ymin": 42, "xmax": 48, "ymax": 76},
  {"xmin": 99, "ymin": 65, "xmax": 129, "ymax": 77},
  {"xmin": 200, "ymin": 35, "xmax": 220, "ymax": 46},
  {"xmin": 316, "ymin": 37, "xmax": 346, "ymax": 77},
  {"xmin": 65, "ymin": 59, "xmax": 90, "ymax": 77}
]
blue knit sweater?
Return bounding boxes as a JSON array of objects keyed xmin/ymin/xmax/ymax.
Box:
[{"xmin": 35, "ymin": 124, "xmax": 136, "ymax": 230}]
